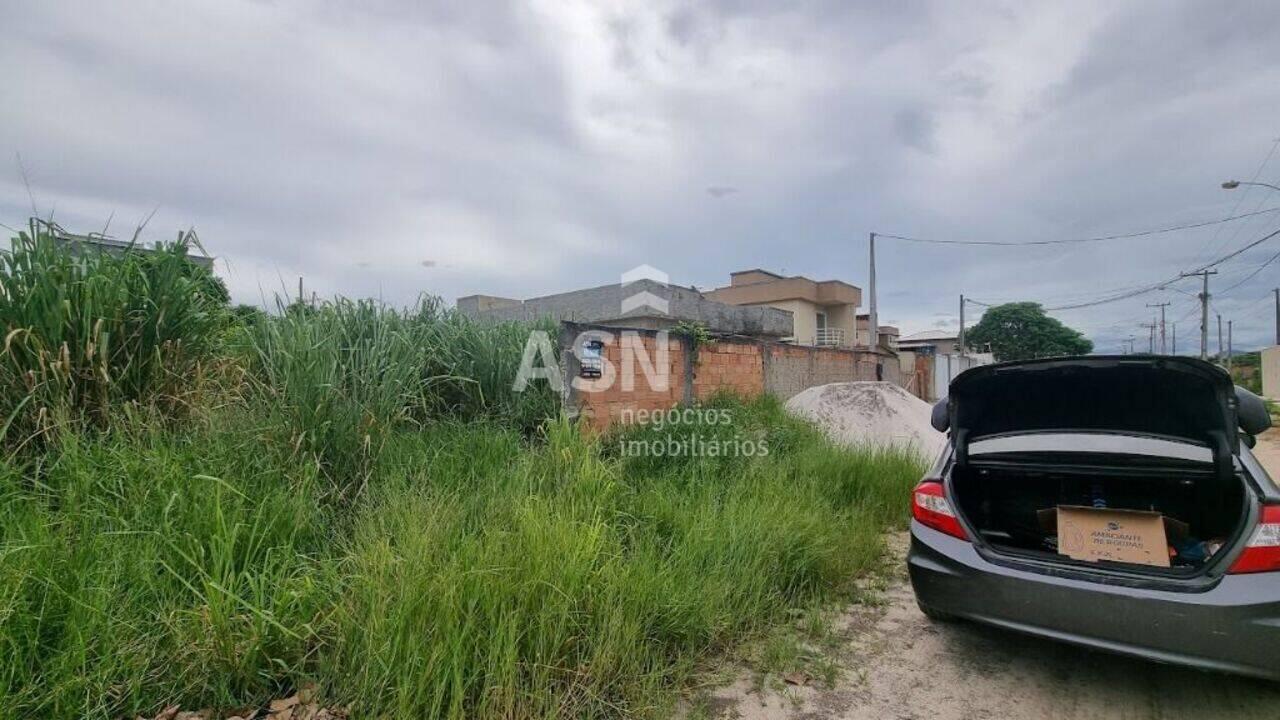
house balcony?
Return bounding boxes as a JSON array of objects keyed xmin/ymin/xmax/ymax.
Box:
[{"xmin": 814, "ymin": 328, "xmax": 847, "ymax": 347}]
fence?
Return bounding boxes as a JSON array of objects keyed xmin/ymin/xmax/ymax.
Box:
[{"xmin": 899, "ymin": 349, "xmax": 994, "ymax": 402}]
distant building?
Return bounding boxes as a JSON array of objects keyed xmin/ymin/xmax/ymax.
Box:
[
  {"xmin": 47, "ymin": 222, "xmax": 214, "ymax": 269},
  {"xmin": 705, "ymin": 269, "xmax": 875, "ymax": 348},
  {"xmin": 857, "ymin": 313, "xmax": 899, "ymax": 351},
  {"xmin": 898, "ymin": 329, "xmax": 961, "ymax": 354},
  {"xmin": 457, "ymin": 278, "xmax": 794, "ymax": 339}
]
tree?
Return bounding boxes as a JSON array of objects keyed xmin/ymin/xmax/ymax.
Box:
[{"xmin": 964, "ymin": 302, "xmax": 1092, "ymax": 361}]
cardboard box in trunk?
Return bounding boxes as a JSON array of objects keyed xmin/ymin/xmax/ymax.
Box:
[{"xmin": 1036, "ymin": 506, "xmax": 1189, "ymax": 568}]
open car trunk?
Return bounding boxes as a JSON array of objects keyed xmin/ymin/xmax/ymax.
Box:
[
  {"xmin": 952, "ymin": 452, "xmax": 1248, "ymax": 572},
  {"xmin": 942, "ymin": 357, "xmax": 1257, "ymax": 576}
]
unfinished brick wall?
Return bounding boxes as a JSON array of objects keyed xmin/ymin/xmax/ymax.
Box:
[
  {"xmin": 566, "ymin": 328, "xmax": 688, "ymax": 431},
  {"xmin": 560, "ymin": 322, "xmax": 905, "ymax": 430},
  {"xmin": 693, "ymin": 341, "xmax": 764, "ymax": 400}
]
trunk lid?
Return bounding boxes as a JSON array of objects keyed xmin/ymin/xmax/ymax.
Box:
[{"xmin": 946, "ymin": 356, "xmax": 1239, "ymax": 464}]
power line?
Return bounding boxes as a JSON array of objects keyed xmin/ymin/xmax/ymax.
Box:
[
  {"xmin": 1042, "ymin": 225, "xmax": 1280, "ymax": 311},
  {"xmin": 874, "ymin": 206, "xmax": 1280, "ymax": 246},
  {"xmin": 1194, "ymin": 138, "xmax": 1280, "ymax": 265},
  {"xmin": 1217, "ymin": 246, "xmax": 1280, "ymax": 295},
  {"xmin": 964, "ymin": 242, "xmax": 1268, "ymax": 310},
  {"xmin": 968, "ymin": 224, "xmax": 1280, "ymax": 312},
  {"xmin": 1188, "ymin": 226, "xmax": 1280, "ymax": 273}
]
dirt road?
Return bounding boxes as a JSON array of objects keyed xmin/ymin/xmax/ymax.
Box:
[{"xmin": 701, "ymin": 432, "xmax": 1280, "ymax": 719}]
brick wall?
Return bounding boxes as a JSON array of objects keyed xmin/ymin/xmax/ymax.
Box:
[
  {"xmin": 560, "ymin": 322, "xmax": 904, "ymax": 430},
  {"xmin": 693, "ymin": 341, "xmax": 764, "ymax": 400},
  {"xmin": 565, "ymin": 327, "xmax": 688, "ymax": 431}
]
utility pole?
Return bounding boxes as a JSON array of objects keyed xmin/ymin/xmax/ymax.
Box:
[
  {"xmin": 1274, "ymin": 288, "xmax": 1279, "ymax": 346},
  {"xmin": 959, "ymin": 294, "xmax": 966, "ymax": 358},
  {"xmin": 1141, "ymin": 322, "xmax": 1157, "ymax": 354},
  {"xmin": 868, "ymin": 232, "xmax": 877, "ymax": 351},
  {"xmin": 1146, "ymin": 302, "xmax": 1170, "ymax": 354},
  {"xmin": 1172, "ymin": 322, "xmax": 1177, "ymax": 355},
  {"xmin": 1217, "ymin": 313, "xmax": 1224, "ymax": 362},
  {"xmin": 1180, "ymin": 270, "xmax": 1218, "ymax": 360},
  {"xmin": 1227, "ymin": 320, "xmax": 1233, "ymax": 373}
]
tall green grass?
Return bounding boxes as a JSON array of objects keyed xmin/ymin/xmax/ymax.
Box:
[
  {"xmin": 361, "ymin": 401, "xmax": 911, "ymax": 716},
  {"xmin": 0, "ymin": 220, "xmax": 226, "ymax": 448},
  {"xmin": 239, "ymin": 296, "xmax": 557, "ymax": 492},
  {"xmin": 0, "ymin": 229, "xmax": 925, "ymax": 718},
  {"xmin": 0, "ymin": 414, "xmax": 329, "ymax": 717},
  {"xmin": 0, "ymin": 397, "xmax": 922, "ymax": 719}
]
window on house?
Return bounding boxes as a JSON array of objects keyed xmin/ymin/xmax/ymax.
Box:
[{"xmin": 815, "ymin": 311, "xmax": 827, "ymax": 330}]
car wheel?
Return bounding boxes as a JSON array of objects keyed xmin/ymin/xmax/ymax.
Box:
[{"xmin": 917, "ymin": 601, "xmax": 953, "ymax": 622}]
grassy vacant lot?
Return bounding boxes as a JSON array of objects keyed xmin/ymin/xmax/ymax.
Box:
[{"xmin": 0, "ymin": 225, "xmax": 923, "ymax": 719}]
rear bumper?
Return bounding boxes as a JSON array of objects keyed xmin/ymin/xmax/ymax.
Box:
[{"xmin": 908, "ymin": 521, "xmax": 1280, "ymax": 681}]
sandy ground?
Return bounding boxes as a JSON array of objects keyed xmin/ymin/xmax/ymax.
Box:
[{"xmin": 699, "ymin": 431, "xmax": 1280, "ymax": 720}]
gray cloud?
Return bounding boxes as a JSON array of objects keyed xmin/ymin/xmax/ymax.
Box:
[{"xmin": 2, "ymin": 1, "xmax": 1280, "ymax": 354}]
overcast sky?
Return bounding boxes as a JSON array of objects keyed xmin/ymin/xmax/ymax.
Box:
[{"xmin": 4, "ymin": 1, "xmax": 1279, "ymax": 353}]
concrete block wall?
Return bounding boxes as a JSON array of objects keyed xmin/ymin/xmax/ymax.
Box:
[{"xmin": 763, "ymin": 344, "xmax": 900, "ymax": 400}]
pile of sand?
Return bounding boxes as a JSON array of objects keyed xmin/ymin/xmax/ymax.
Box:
[{"xmin": 785, "ymin": 381, "xmax": 945, "ymax": 458}]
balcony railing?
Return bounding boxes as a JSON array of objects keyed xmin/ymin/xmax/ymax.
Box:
[{"xmin": 814, "ymin": 328, "xmax": 846, "ymax": 347}]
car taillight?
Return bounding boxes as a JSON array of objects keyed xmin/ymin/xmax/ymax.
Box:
[
  {"xmin": 912, "ymin": 480, "xmax": 967, "ymax": 540},
  {"xmin": 1228, "ymin": 504, "xmax": 1280, "ymax": 574}
]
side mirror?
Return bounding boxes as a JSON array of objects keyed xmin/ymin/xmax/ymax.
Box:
[
  {"xmin": 1236, "ymin": 386, "xmax": 1271, "ymax": 436},
  {"xmin": 931, "ymin": 397, "xmax": 949, "ymax": 432}
]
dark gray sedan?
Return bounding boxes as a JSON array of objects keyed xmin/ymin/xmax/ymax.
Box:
[{"xmin": 909, "ymin": 356, "xmax": 1280, "ymax": 680}]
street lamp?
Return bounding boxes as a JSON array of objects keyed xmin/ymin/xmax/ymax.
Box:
[
  {"xmin": 1222, "ymin": 179, "xmax": 1280, "ymax": 347},
  {"xmin": 1222, "ymin": 180, "xmax": 1280, "ymax": 192}
]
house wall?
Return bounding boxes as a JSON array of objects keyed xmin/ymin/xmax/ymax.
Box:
[
  {"xmin": 708, "ymin": 276, "xmax": 860, "ymax": 308},
  {"xmin": 745, "ymin": 299, "xmax": 856, "ymax": 346},
  {"xmin": 561, "ymin": 322, "xmax": 902, "ymax": 430},
  {"xmin": 824, "ymin": 303, "xmax": 857, "ymax": 345},
  {"xmin": 456, "ymin": 294, "xmax": 522, "ymax": 313},
  {"xmin": 744, "ymin": 299, "xmax": 815, "ymax": 344},
  {"xmin": 730, "ymin": 270, "xmax": 783, "ymax": 286},
  {"xmin": 787, "ymin": 299, "xmax": 819, "ymax": 344}
]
